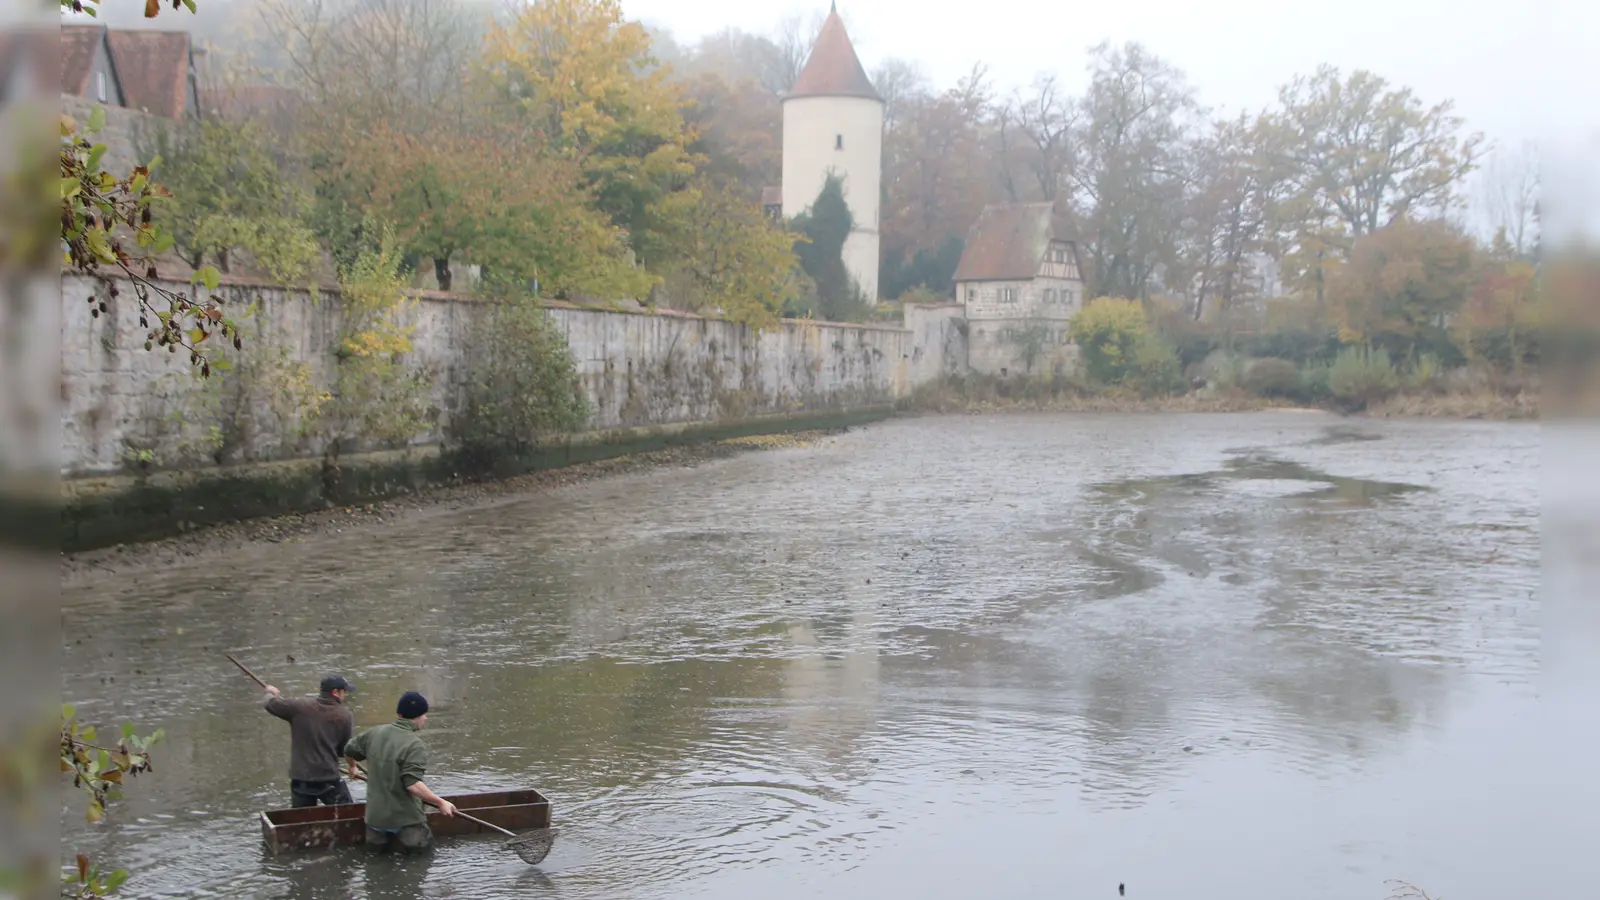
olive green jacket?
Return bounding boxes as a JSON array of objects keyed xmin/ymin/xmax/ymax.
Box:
[{"xmin": 344, "ymin": 719, "xmax": 429, "ymax": 829}]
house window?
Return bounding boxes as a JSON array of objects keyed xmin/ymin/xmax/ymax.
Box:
[
  {"xmin": 1001, "ymin": 287, "xmax": 1018, "ymax": 303},
  {"xmin": 1051, "ymin": 246, "xmax": 1067, "ymax": 264},
  {"xmin": 1043, "ymin": 289, "xmax": 1056, "ymax": 305},
  {"xmin": 965, "ymin": 287, "xmax": 976, "ymax": 302},
  {"xmin": 835, "ymin": 134, "xmax": 844, "ymax": 150},
  {"xmin": 96, "ymin": 71, "xmax": 107, "ymax": 103}
]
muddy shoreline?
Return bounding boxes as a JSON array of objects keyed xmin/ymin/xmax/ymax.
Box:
[
  {"xmin": 60, "ymin": 429, "xmax": 838, "ymax": 585},
  {"xmin": 897, "ymin": 387, "xmax": 1539, "ymax": 420}
]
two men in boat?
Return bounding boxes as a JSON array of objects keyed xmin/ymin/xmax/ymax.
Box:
[
  {"xmin": 262, "ymin": 673, "xmax": 356, "ymax": 808},
  {"xmin": 343, "ymin": 690, "xmax": 458, "ymax": 853}
]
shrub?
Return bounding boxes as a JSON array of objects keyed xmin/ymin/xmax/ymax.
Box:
[
  {"xmin": 1238, "ymin": 327, "xmax": 1341, "ymax": 364},
  {"xmin": 1328, "ymin": 345, "xmax": 1399, "ymax": 408},
  {"xmin": 1407, "ymin": 353, "xmax": 1443, "ymax": 393},
  {"xmin": 1297, "ymin": 362, "xmax": 1332, "ymax": 401},
  {"xmin": 451, "ymin": 295, "xmax": 591, "ymax": 461},
  {"xmin": 1243, "ymin": 357, "xmax": 1300, "ymax": 397},
  {"xmin": 1068, "ymin": 297, "xmax": 1148, "ymax": 384},
  {"xmin": 313, "ymin": 227, "xmax": 433, "ymax": 478},
  {"xmin": 1129, "ymin": 334, "xmax": 1185, "ymax": 396}
]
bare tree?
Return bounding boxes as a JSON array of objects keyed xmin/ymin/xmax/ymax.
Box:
[
  {"xmin": 1072, "ymin": 41, "xmax": 1198, "ymax": 300},
  {"xmin": 769, "ymin": 10, "xmax": 826, "ymax": 94},
  {"xmin": 996, "ymin": 74, "xmax": 1078, "ymax": 205},
  {"xmin": 872, "ymin": 58, "xmax": 928, "ymax": 132},
  {"xmin": 256, "ymin": 0, "xmax": 477, "ymax": 131},
  {"xmin": 1475, "ymin": 140, "xmax": 1540, "ymax": 257}
]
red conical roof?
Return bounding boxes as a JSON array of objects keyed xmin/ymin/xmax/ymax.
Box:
[{"xmin": 786, "ymin": 7, "xmax": 881, "ymax": 103}]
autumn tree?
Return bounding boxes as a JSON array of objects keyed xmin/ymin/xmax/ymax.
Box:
[
  {"xmin": 345, "ymin": 110, "xmax": 642, "ymax": 296},
  {"xmin": 665, "ymin": 183, "xmax": 800, "ymax": 329},
  {"xmin": 257, "ymin": 0, "xmax": 483, "ymax": 272},
  {"xmin": 678, "ymin": 72, "xmax": 782, "ymax": 199},
  {"xmin": 879, "ymin": 65, "xmax": 996, "ymax": 298},
  {"xmin": 1265, "ymin": 66, "xmax": 1484, "ymax": 297},
  {"xmin": 136, "ymin": 118, "xmax": 318, "ymax": 282},
  {"xmin": 1326, "ymin": 217, "xmax": 1478, "ymax": 360},
  {"xmin": 1171, "ymin": 113, "xmax": 1285, "ymax": 324},
  {"xmin": 674, "ymin": 26, "xmax": 791, "ymax": 96},
  {"xmin": 485, "ymin": 0, "xmax": 699, "ymax": 271}
]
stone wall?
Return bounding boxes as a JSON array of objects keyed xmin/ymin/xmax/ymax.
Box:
[
  {"xmin": 61, "ymin": 273, "xmax": 955, "ymax": 477},
  {"xmin": 62, "ymin": 93, "xmax": 154, "ymax": 181},
  {"xmin": 901, "ymin": 302, "xmax": 970, "ymax": 386}
]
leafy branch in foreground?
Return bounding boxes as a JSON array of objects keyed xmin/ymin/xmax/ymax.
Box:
[
  {"xmin": 61, "ymin": 106, "xmax": 240, "ymax": 378},
  {"xmin": 58, "ymin": 705, "xmax": 163, "ymax": 897},
  {"xmin": 59, "ymin": 705, "xmax": 161, "ymax": 824}
]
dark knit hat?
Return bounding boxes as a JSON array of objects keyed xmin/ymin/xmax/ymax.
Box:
[{"xmin": 396, "ymin": 691, "xmax": 429, "ymax": 720}]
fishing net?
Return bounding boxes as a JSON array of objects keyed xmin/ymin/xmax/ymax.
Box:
[{"xmin": 506, "ymin": 828, "xmax": 555, "ymax": 865}]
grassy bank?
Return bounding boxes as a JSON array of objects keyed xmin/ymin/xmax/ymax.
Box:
[{"xmin": 896, "ymin": 373, "xmax": 1537, "ymax": 420}]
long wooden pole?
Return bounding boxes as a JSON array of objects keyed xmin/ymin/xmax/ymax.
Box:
[{"xmin": 224, "ymin": 653, "xmax": 268, "ymax": 689}]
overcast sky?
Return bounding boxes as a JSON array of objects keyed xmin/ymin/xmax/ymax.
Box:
[{"xmin": 634, "ymin": 0, "xmax": 1592, "ymax": 156}]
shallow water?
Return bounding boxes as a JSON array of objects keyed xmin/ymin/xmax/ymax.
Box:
[{"xmin": 61, "ymin": 412, "xmax": 1587, "ymax": 899}]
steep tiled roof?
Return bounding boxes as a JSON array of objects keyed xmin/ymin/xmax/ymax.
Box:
[
  {"xmin": 59, "ymin": 24, "xmax": 105, "ymax": 95},
  {"xmin": 953, "ymin": 203, "xmax": 1083, "ymax": 282},
  {"xmin": 786, "ymin": 8, "xmax": 880, "ymax": 102},
  {"xmin": 106, "ymin": 28, "xmax": 192, "ymax": 118}
]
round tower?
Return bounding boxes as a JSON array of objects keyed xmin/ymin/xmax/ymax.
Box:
[{"xmin": 781, "ymin": 5, "xmax": 883, "ymax": 304}]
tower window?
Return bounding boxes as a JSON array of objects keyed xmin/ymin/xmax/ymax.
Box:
[
  {"xmin": 835, "ymin": 134, "xmax": 843, "ymax": 150},
  {"xmin": 96, "ymin": 71, "xmax": 107, "ymax": 102}
]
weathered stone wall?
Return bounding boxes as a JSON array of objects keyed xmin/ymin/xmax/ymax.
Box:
[
  {"xmin": 901, "ymin": 302, "xmax": 970, "ymax": 385},
  {"xmin": 61, "ymin": 272, "xmax": 944, "ymax": 477}
]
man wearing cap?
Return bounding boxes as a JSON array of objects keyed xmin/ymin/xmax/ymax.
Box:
[
  {"xmin": 262, "ymin": 674, "xmax": 357, "ymax": 808},
  {"xmin": 342, "ymin": 691, "xmax": 457, "ymax": 853}
]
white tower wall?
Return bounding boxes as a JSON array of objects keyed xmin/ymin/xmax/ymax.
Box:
[{"xmin": 781, "ymin": 94, "xmax": 883, "ymax": 303}]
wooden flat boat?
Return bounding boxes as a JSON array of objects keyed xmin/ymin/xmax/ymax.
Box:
[{"xmin": 259, "ymin": 789, "xmax": 552, "ymax": 855}]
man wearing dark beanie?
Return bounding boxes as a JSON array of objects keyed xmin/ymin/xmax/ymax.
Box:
[{"xmin": 343, "ymin": 691, "xmax": 457, "ymax": 852}]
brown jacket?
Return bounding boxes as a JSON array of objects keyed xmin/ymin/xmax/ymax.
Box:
[{"xmin": 264, "ymin": 692, "xmax": 355, "ymax": 783}]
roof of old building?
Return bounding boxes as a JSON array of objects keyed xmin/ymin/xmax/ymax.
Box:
[
  {"xmin": 786, "ymin": 6, "xmax": 881, "ymax": 103},
  {"xmin": 59, "ymin": 24, "xmax": 106, "ymax": 95},
  {"xmin": 953, "ymin": 203, "xmax": 1084, "ymax": 283},
  {"xmin": 105, "ymin": 28, "xmax": 193, "ymax": 118}
]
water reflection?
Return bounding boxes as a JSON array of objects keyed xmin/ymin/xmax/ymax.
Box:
[{"xmin": 60, "ymin": 414, "xmax": 1551, "ymax": 899}]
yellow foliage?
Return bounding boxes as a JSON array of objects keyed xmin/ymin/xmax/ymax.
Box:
[
  {"xmin": 1068, "ymin": 297, "xmax": 1153, "ymax": 383},
  {"xmin": 669, "ymin": 183, "xmax": 799, "ymax": 330},
  {"xmin": 484, "ymin": 0, "xmax": 685, "ymax": 158},
  {"xmin": 482, "ymin": 0, "xmax": 699, "ymax": 268},
  {"xmin": 336, "ymin": 226, "xmax": 417, "ymax": 359}
]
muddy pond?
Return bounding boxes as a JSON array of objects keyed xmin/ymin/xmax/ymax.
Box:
[{"xmin": 62, "ymin": 412, "xmax": 1585, "ymax": 899}]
